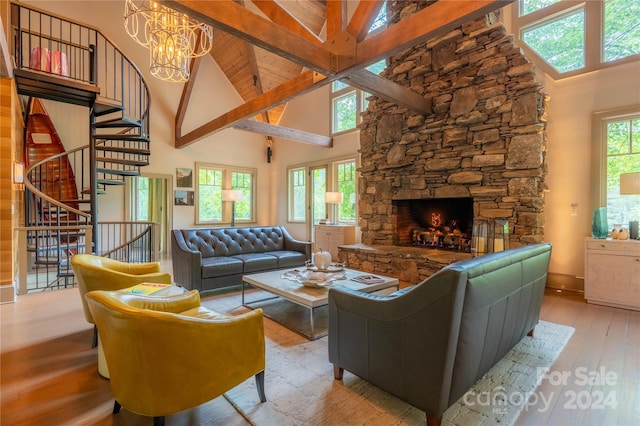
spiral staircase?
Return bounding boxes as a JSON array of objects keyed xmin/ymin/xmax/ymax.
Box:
[{"xmin": 11, "ymin": 3, "xmax": 155, "ymax": 292}]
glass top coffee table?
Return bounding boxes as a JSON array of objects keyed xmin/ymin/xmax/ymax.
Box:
[{"xmin": 242, "ymin": 268, "xmax": 399, "ymax": 340}]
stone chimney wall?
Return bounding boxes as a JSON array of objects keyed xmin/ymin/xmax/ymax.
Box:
[{"xmin": 358, "ymin": 4, "xmax": 549, "ymax": 248}]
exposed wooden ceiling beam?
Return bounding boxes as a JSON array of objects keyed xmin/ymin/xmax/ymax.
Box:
[
  {"xmin": 176, "ymin": 70, "xmax": 328, "ymax": 148},
  {"xmin": 175, "ymin": 55, "xmax": 203, "ymax": 141},
  {"xmin": 357, "ymin": 0, "xmax": 509, "ymax": 66},
  {"xmin": 325, "ymin": 0, "xmax": 347, "ymax": 40},
  {"xmin": 251, "ymin": 0, "xmax": 323, "ymax": 46},
  {"xmin": 342, "ymin": 69, "xmax": 432, "ymax": 115},
  {"xmin": 234, "ymin": 120, "xmax": 332, "ymax": 146},
  {"xmin": 346, "ymin": 0, "xmax": 385, "ymax": 42},
  {"xmin": 164, "ymin": 0, "xmax": 334, "ymax": 74},
  {"xmin": 171, "ymin": 0, "xmax": 512, "ymax": 147}
]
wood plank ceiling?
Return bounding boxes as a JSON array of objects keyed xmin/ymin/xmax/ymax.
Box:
[{"xmin": 167, "ymin": 0, "xmax": 510, "ymax": 149}]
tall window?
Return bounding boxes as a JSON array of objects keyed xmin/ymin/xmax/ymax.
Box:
[
  {"xmin": 514, "ymin": 0, "xmax": 640, "ymax": 78},
  {"xmin": 336, "ymin": 160, "xmax": 357, "ymax": 223},
  {"xmin": 593, "ymin": 108, "xmax": 640, "ymax": 228},
  {"xmin": 196, "ymin": 163, "xmax": 256, "ymax": 224},
  {"xmin": 604, "ymin": 115, "xmax": 640, "ymax": 225},
  {"xmin": 289, "ymin": 168, "xmax": 306, "ymax": 221}
]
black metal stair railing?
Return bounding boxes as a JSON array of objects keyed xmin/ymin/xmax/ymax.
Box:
[{"xmin": 11, "ymin": 2, "xmax": 155, "ymax": 292}]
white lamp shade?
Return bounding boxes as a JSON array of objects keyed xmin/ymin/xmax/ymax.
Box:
[
  {"xmin": 325, "ymin": 192, "xmax": 343, "ymax": 204},
  {"xmin": 221, "ymin": 189, "xmax": 244, "ymax": 202},
  {"xmin": 620, "ymin": 172, "xmax": 640, "ymax": 195}
]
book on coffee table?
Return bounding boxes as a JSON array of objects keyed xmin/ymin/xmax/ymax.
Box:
[
  {"xmin": 351, "ymin": 275, "xmax": 385, "ymax": 285},
  {"xmin": 125, "ymin": 283, "xmax": 172, "ymax": 296}
]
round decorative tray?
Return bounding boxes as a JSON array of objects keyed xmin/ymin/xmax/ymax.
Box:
[
  {"xmin": 301, "ymin": 279, "xmax": 332, "ymax": 288},
  {"xmin": 306, "ymin": 265, "xmax": 344, "ymax": 273}
]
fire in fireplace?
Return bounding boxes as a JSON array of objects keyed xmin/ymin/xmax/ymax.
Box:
[{"xmin": 394, "ymin": 197, "xmax": 474, "ymax": 252}]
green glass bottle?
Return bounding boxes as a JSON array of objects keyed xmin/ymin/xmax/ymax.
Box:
[{"xmin": 591, "ymin": 207, "xmax": 608, "ymax": 239}]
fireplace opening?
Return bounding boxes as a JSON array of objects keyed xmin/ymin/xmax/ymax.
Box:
[{"xmin": 394, "ymin": 198, "xmax": 474, "ymax": 252}]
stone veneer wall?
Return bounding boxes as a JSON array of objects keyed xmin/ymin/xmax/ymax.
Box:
[{"xmin": 357, "ymin": 4, "xmax": 549, "ymax": 251}]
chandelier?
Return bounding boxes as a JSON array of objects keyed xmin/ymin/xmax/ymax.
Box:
[{"xmin": 124, "ymin": 0, "xmax": 213, "ymax": 82}]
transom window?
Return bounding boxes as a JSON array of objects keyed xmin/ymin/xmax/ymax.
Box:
[
  {"xmin": 514, "ymin": 0, "xmax": 640, "ymax": 79},
  {"xmin": 330, "ymin": 4, "xmax": 388, "ymax": 135},
  {"xmin": 195, "ymin": 163, "xmax": 256, "ymax": 225}
]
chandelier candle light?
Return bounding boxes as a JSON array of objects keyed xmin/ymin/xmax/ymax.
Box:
[
  {"xmin": 124, "ymin": 0, "xmax": 213, "ymax": 82},
  {"xmin": 222, "ymin": 189, "xmax": 244, "ymax": 227}
]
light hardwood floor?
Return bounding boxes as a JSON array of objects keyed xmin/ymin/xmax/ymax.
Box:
[{"xmin": 1, "ymin": 285, "xmax": 638, "ymax": 425}]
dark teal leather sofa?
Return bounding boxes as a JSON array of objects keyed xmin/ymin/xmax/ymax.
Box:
[{"xmin": 328, "ymin": 243, "xmax": 552, "ymax": 426}]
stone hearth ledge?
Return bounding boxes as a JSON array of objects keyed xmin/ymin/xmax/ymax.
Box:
[{"xmin": 339, "ymin": 243, "xmax": 472, "ymax": 285}]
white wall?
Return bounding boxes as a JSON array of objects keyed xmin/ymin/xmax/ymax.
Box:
[
  {"xmin": 270, "ymin": 85, "xmax": 360, "ymax": 241},
  {"xmin": 541, "ymin": 61, "xmax": 640, "ymax": 280}
]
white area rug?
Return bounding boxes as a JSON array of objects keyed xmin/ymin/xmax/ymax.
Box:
[{"xmin": 201, "ymin": 293, "xmax": 574, "ymax": 426}]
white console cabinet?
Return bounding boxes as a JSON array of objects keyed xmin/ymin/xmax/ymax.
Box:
[
  {"xmin": 584, "ymin": 238, "xmax": 640, "ymax": 311},
  {"xmin": 314, "ymin": 225, "xmax": 357, "ymax": 261}
]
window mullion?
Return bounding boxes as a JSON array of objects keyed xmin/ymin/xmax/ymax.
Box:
[{"xmin": 584, "ymin": 0, "xmax": 602, "ymax": 69}]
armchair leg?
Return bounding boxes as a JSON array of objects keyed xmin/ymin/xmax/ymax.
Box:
[
  {"xmin": 112, "ymin": 400, "xmax": 121, "ymax": 414},
  {"xmin": 333, "ymin": 364, "xmax": 344, "ymax": 380},
  {"xmin": 426, "ymin": 415, "xmax": 442, "ymax": 426},
  {"xmin": 153, "ymin": 416, "xmax": 165, "ymax": 426},
  {"xmin": 255, "ymin": 371, "xmax": 267, "ymax": 402},
  {"xmin": 92, "ymin": 325, "xmax": 98, "ymax": 348},
  {"xmin": 527, "ymin": 328, "xmax": 535, "ymax": 337}
]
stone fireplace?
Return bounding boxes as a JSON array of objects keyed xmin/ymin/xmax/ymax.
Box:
[{"xmin": 340, "ymin": 3, "xmax": 548, "ymax": 284}]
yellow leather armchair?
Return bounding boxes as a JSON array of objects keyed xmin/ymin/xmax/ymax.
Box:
[
  {"xmin": 71, "ymin": 254, "xmax": 172, "ymax": 345},
  {"xmin": 85, "ymin": 289, "xmax": 266, "ymax": 425}
]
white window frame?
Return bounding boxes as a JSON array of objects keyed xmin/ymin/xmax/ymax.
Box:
[
  {"xmin": 195, "ymin": 162, "xmax": 257, "ymax": 225},
  {"xmin": 591, "ymin": 105, "xmax": 640, "ymax": 218},
  {"xmin": 331, "ymin": 83, "xmax": 368, "ymax": 136},
  {"xmin": 287, "ymin": 155, "xmax": 359, "ymax": 225},
  {"xmin": 288, "ymin": 166, "xmax": 307, "ymax": 223},
  {"xmin": 513, "ymin": 0, "xmax": 640, "ymax": 80}
]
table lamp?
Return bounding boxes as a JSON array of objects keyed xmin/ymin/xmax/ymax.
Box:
[
  {"xmin": 325, "ymin": 192, "xmax": 343, "ymax": 225},
  {"xmin": 620, "ymin": 172, "xmax": 640, "ymax": 239},
  {"xmin": 222, "ymin": 189, "xmax": 244, "ymax": 227}
]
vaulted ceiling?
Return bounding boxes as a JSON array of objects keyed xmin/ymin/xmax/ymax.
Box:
[{"xmin": 165, "ymin": 0, "xmax": 509, "ymax": 149}]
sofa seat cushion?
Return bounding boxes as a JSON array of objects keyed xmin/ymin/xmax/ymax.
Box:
[
  {"xmin": 201, "ymin": 256, "xmax": 244, "ymax": 278},
  {"xmin": 179, "ymin": 306, "xmax": 230, "ymax": 320},
  {"xmin": 268, "ymin": 251, "xmax": 308, "ymax": 268},
  {"xmin": 233, "ymin": 253, "xmax": 279, "ymax": 273}
]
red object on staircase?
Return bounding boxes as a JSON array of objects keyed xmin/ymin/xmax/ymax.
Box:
[{"xmin": 25, "ymin": 97, "xmax": 80, "ymax": 217}]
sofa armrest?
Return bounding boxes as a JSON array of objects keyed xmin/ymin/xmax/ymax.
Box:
[
  {"xmin": 280, "ymin": 226, "xmax": 312, "ymax": 259},
  {"xmin": 171, "ymin": 230, "xmax": 203, "ymax": 291}
]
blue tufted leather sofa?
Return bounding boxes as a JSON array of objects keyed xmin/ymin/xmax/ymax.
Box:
[{"xmin": 171, "ymin": 226, "xmax": 311, "ymax": 292}]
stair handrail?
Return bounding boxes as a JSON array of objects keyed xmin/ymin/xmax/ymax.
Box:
[
  {"xmin": 98, "ymin": 221, "xmax": 157, "ymax": 260},
  {"xmin": 24, "ymin": 145, "xmax": 91, "ymax": 219}
]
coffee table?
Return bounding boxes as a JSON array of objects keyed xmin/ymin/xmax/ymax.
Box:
[{"xmin": 242, "ymin": 268, "xmax": 399, "ymax": 340}]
